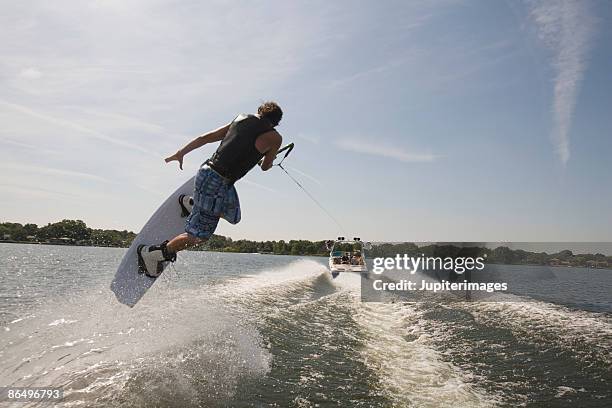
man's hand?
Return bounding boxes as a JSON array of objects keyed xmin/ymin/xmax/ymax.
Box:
[
  {"xmin": 164, "ymin": 123, "xmax": 230, "ymax": 171},
  {"xmin": 165, "ymin": 151, "xmax": 184, "ymax": 170},
  {"xmin": 256, "ymin": 130, "xmax": 282, "ymax": 171}
]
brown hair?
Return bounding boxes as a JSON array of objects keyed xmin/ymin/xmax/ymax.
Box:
[{"xmin": 257, "ymin": 101, "xmax": 283, "ymax": 127}]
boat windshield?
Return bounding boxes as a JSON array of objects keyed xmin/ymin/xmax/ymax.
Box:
[{"xmin": 330, "ymin": 242, "xmax": 365, "ymax": 266}]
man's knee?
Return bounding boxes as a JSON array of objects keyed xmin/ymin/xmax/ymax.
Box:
[{"xmin": 186, "ymin": 233, "xmax": 206, "ymax": 245}]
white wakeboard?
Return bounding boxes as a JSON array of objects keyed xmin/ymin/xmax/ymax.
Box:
[{"xmin": 111, "ymin": 176, "xmax": 195, "ymax": 307}]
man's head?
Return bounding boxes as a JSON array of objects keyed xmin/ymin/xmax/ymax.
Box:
[{"xmin": 258, "ymin": 101, "xmax": 283, "ymax": 127}]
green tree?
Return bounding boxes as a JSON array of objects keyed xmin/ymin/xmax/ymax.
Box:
[{"xmin": 38, "ymin": 219, "xmax": 91, "ymax": 241}]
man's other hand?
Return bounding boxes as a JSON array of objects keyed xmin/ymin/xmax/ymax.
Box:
[{"xmin": 165, "ymin": 151, "xmax": 184, "ymax": 170}]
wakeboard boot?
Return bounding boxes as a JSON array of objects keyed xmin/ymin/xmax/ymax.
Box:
[
  {"xmin": 137, "ymin": 240, "xmax": 177, "ymax": 278},
  {"xmin": 178, "ymin": 194, "xmax": 194, "ymax": 217}
]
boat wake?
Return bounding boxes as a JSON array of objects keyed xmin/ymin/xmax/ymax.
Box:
[{"xmin": 1, "ymin": 255, "xmax": 610, "ymax": 407}]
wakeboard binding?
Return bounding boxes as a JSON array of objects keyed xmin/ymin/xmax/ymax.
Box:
[
  {"xmin": 178, "ymin": 194, "xmax": 194, "ymax": 217},
  {"xmin": 137, "ymin": 240, "xmax": 176, "ymax": 278}
]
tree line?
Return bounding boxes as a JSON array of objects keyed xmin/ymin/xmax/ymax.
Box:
[
  {"xmin": 0, "ymin": 220, "xmax": 136, "ymax": 247},
  {"xmin": 204, "ymin": 235, "xmax": 328, "ymax": 255},
  {"xmin": 0, "ymin": 220, "xmax": 328, "ymax": 256},
  {"xmin": 2, "ymin": 220, "xmax": 611, "ymax": 266}
]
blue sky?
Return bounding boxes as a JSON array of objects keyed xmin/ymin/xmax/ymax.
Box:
[{"xmin": 1, "ymin": 0, "xmax": 611, "ymax": 242}]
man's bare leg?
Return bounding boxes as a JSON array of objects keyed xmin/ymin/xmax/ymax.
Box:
[
  {"xmin": 167, "ymin": 233, "xmax": 205, "ymax": 254},
  {"xmin": 138, "ymin": 233, "xmax": 205, "ymax": 277}
]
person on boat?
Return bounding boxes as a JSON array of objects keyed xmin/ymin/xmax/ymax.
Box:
[
  {"xmin": 351, "ymin": 250, "xmax": 363, "ymax": 265},
  {"xmin": 137, "ymin": 102, "xmax": 283, "ymax": 277}
]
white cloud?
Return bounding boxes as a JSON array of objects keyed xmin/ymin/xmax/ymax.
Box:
[
  {"xmin": 0, "ymin": 99, "xmax": 161, "ymax": 156},
  {"xmin": 335, "ymin": 139, "xmax": 439, "ymax": 163},
  {"xmin": 0, "ymin": 162, "xmax": 111, "ymax": 184},
  {"xmin": 241, "ymin": 179, "xmax": 278, "ymax": 194},
  {"xmin": 528, "ymin": 0, "xmax": 596, "ymax": 165},
  {"xmin": 64, "ymin": 107, "xmax": 166, "ymax": 134},
  {"xmin": 18, "ymin": 67, "xmax": 42, "ymax": 79},
  {"xmin": 284, "ymin": 165, "xmax": 322, "ymax": 185},
  {"xmin": 0, "ymin": 183, "xmax": 79, "ymax": 201},
  {"xmin": 294, "ymin": 133, "xmax": 320, "ymax": 144},
  {"xmin": 0, "ymin": 138, "xmax": 42, "ymax": 150}
]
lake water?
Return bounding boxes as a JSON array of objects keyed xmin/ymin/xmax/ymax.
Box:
[{"xmin": 0, "ymin": 243, "xmax": 610, "ymax": 407}]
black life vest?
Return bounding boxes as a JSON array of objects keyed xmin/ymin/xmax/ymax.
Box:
[{"xmin": 208, "ymin": 114, "xmax": 273, "ymax": 182}]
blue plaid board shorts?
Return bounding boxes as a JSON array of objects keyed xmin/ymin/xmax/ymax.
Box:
[{"xmin": 185, "ymin": 166, "xmax": 241, "ymax": 239}]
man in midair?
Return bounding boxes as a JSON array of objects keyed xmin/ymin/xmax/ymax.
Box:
[{"xmin": 137, "ymin": 101, "xmax": 283, "ymax": 277}]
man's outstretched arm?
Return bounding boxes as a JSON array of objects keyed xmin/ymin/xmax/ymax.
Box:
[{"xmin": 165, "ymin": 123, "xmax": 230, "ymax": 170}]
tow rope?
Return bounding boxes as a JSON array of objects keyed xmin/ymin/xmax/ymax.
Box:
[{"xmin": 274, "ymin": 143, "xmax": 347, "ymax": 234}]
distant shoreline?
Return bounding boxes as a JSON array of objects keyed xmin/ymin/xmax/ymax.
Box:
[
  {"xmin": 2, "ymin": 240, "xmax": 611, "ymax": 270},
  {"xmin": 0, "ymin": 219, "xmax": 329, "ymax": 256},
  {"xmin": 0, "ymin": 240, "xmax": 328, "ymax": 257},
  {"xmin": 2, "ymin": 220, "xmax": 612, "ymax": 268},
  {"xmin": 0, "ymin": 239, "xmax": 123, "ymax": 248}
]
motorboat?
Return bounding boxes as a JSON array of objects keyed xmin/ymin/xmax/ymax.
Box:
[{"xmin": 326, "ymin": 237, "xmax": 371, "ymax": 276}]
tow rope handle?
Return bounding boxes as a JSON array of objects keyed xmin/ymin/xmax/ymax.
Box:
[{"xmin": 275, "ymin": 142, "xmax": 295, "ymax": 167}]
